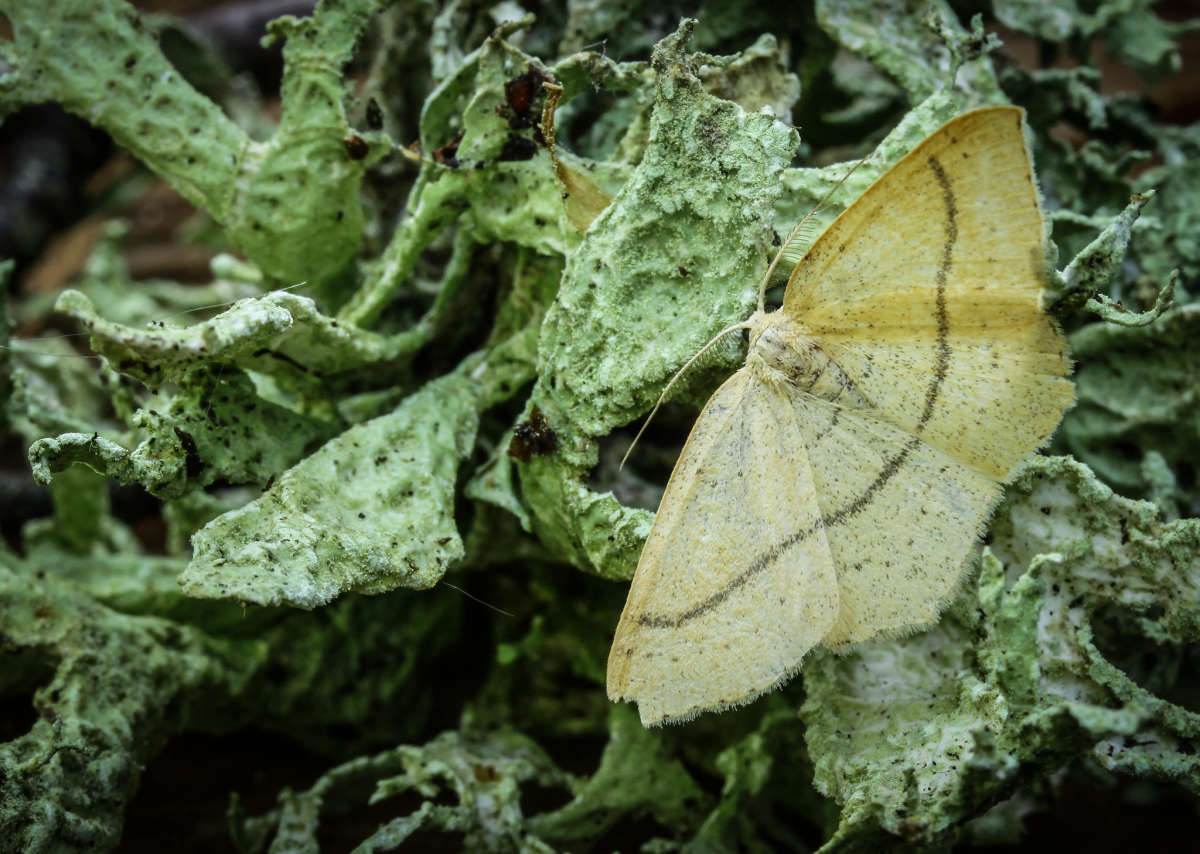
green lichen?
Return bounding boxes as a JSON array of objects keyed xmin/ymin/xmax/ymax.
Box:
[
  {"xmin": 816, "ymin": 0, "xmax": 1003, "ymax": 104},
  {"xmin": 994, "ymin": 0, "xmax": 1189, "ymax": 77},
  {"xmin": 1058, "ymin": 305, "xmax": 1200, "ymax": 517},
  {"xmin": 339, "ymin": 27, "xmax": 638, "ymax": 328},
  {"xmin": 0, "ymin": 558, "xmax": 262, "ymax": 852},
  {"xmin": 182, "ymin": 343, "xmax": 524, "ymax": 607},
  {"xmin": 519, "ymin": 22, "xmax": 797, "ymax": 578},
  {"xmin": 50, "ymin": 288, "xmax": 401, "ymax": 383},
  {"xmin": 27, "ymin": 368, "xmax": 335, "ymax": 499},
  {"xmin": 0, "ymin": 534, "xmax": 471, "ymax": 850},
  {"xmin": 1050, "ymin": 190, "xmax": 1174, "ymax": 320},
  {"xmin": 803, "ymin": 456, "xmax": 1200, "ymax": 849},
  {"xmin": 0, "ymin": 0, "xmax": 391, "ymax": 288},
  {"xmin": 230, "ymin": 706, "xmax": 705, "ymax": 854},
  {"xmin": 1133, "ymin": 121, "xmax": 1200, "ymax": 284},
  {"xmin": 23, "ymin": 289, "xmax": 356, "ymax": 498},
  {"xmin": 2, "ymin": 0, "xmax": 1199, "ymax": 850},
  {"xmin": 177, "ymin": 235, "xmax": 552, "ymax": 605}
]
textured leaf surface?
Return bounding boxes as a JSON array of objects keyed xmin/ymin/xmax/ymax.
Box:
[{"xmin": 803, "ymin": 456, "xmax": 1200, "ymax": 847}]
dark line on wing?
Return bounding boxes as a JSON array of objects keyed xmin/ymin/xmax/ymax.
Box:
[
  {"xmin": 809, "ymin": 406, "xmax": 841, "ymax": 443},
  {"xmin": 920, "ymin": 156, "xmax": 956, "ymax": 428},
  {"xmin": 637, "ymin": 153, "xmax": 958, "ymax": 630},
  {"xmin": 637, "ymin": 435, "xmax": 922, "ymax": 629}
]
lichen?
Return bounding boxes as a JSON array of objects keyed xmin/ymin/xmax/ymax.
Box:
[
  {"xmin": 1058, "ymin": 305, "xmax": 1200, "ymax": 517},
  {"xmin": 0, "ymin": 0, "xmax": 391, "ymax": 288},
  {"xmin": 802, "ymin": 456, "xmax": 1200, "ymax": 849},
  {"xmin": 181, "ymin": 338, "xmax": 530, "ymax": 607},
  {"xmin": 0, "ymin": 555, "xmax": 262, "ymax": 851},
  {"xmin": 229, "ymin": 707, "xmax": 706, "ymax": 854},
  {"xmin": 2, "ymin": 0, "xmax": 1198, "ymax": 850}
]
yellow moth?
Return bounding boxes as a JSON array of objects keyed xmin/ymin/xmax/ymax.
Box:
[{"xmin": 606, "ymin": 106, "xmax": 1075, "ymax": 726}]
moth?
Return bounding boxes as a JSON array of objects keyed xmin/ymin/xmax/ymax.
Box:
[{"xmin": 606, "ymin": 106, "xmax": 1075, "ymax": 726}]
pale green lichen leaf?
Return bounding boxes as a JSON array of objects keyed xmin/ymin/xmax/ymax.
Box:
[
  {"xmin": 1133, "ymin": 122, "xmax": 1200, "ymax": 283},
  {"xmin": 0, "ymin": 560, "xmax": 263, "ymax": 853},
  {"xmin": 1101, "ymin": 1, "xmax": 1187, "ymax": 77},
  {"xmin": 21, "ymin": 463, "xmax": 131, "ymax": 557},
  {"xmin": 0, "ymin": 540, "xmax": 472, "ymax": 852},
  {"xmin": 5, "ymin": 337, "xmax": 119, "ymax": 442},
  {"xmin": 803, "ymin": 457, "xmax": 1200, "ymax": 848},
  {"xmin": 1084, "ymin": 273, "xmax": 1177, "ymax": 328},
  {"xmin": 182, "ymin": 362, "xmax": 482, "ymax": 607},
  {"xmin": 688, "ymin": 703, "xmax": 834, "ymax": 852},
  {"xmin": 369, "ymin": 730, "xmax": 566, "ymax": 851},
  {"xmin": 1059, "ymin": 304, "xmax": 1200, "ymax": 515},
  {"xmin": 1013, "ymin": 66, "xmax": 1109, "ymax": 131},
  {"xmin": 698, "ymin": 33, "xmax": 802, "ymax": 126},
  {"xmin": 517, "ymin": 21, "xmax": 797, "ymax": 580},
  {"xmin": 529, "ymin": 705, "xmax": 707, "ymax": 844},
  {"xmin": 536, "ymin": 21, "xmax": 796, "ymax": 444},
  {"xmin": 56, "ymin": 288, "xmax": 401, "ymax": 386},
  {"xmin": 992, "ymin": 0, "xmax": 1079, "ymax": 42},
  {"xmin": 816, "ymin": 0, "xmax": 1002, "ymax": 104},
  {"xmin": 463, "ymin": 433, "xmax": 531, "ymax": 531},
  {"xmin": 550, "ymin": 50, "xmax": 651, "ymax": 161},
  {"xmin": 341, "ymin": 31, "xmax": 633, "ymax": 328},
  {"xmin": 1050, "ymin": 190, "xmax": 1171, "ymax": 317},
  {"xmin": 27, "ymin": 368, "xmax": 336, "ymax": 498},
  {"xmin": 232, "ymin": 708, "xmax": 710, "ymax": 853},
  {"xmin": 230, "ymin": 729, "xmax": 568, "ymax": 854},
  {"xmin": 1, "ymin": 0, "xmax": 396, "ymax": 286},
  {"xmin": 53, "ymin": 220, "xmax": 262, "ymax": 328},
  {"xmin": 517, "ymin": 451, "xmax": 652, "ymax": 582},
  {"xmin": 0, "ymin": 0, "xmax": 247, "ymax": 215},
  {"xmin": 176, "ymin": 269, "xmax": 540, "ymax": 605},
  {"xmin": 454, "ymin": 36, "xmax": 608, "ymax": 257},
  {"xmin": 27, "ymin": 433, "xmax": 160, "ymax": 491}
]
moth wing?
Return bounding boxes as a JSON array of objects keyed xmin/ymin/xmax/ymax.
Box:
[
  {"xmin": 788, "ymin": 391, "xmax": 1000, "ymax": 645},
  {"xmin": 784, "ymin": 106, "xmax": 1072, "ymax": 478},
  {"xmin": 804, "ymin": 293, "xmax": 1072, "ymax": 478},
  {"xmin": 784, "ymin": 107, "xmax": 1044, "ymax": 313},
  {"xmin": 607, "ymin": 365, "xmax": 838, "ymax": 726}
]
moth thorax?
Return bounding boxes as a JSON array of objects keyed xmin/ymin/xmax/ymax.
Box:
[{"xmin": 751, "ymin": 314, "xmax": 866, "ymax": 405}]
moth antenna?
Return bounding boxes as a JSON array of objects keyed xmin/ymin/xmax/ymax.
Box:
[
  {"xmin": 174, "ymin": 280, "xmax": 309, "ymax": 318},
  {"xmin": 775, "ymin": 219, "xmax": 822, "ymax": 269},
  {"xmin": 441, "ymin": 582, "xmax": 515, "ymax": 617},
  {"xmin": 757, "ymin": 155, "xmax": 870, "ymax": 313},
  {"xmin": 620, "ymin": 319, "xmax": 750, "ymax": 470}
]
